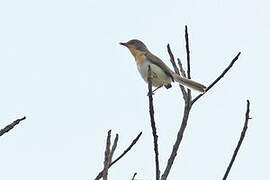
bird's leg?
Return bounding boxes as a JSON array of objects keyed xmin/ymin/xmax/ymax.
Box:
[
  {"xmin": 147, "ymin": 85, "xmax": 162, "ymax": 96},
  {"xmin": 152, "ymin": 85, "xmax": 162, "ymax": 93}
]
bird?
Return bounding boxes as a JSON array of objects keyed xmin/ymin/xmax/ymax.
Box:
[{"xmin": 120, "ymin": 39, "xmax": 206, "ymax": 94}]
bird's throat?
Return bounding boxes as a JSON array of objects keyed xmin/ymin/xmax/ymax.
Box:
[{"xmin": 129, "ymin": 48, "xmax": 146, "ymax": 65}]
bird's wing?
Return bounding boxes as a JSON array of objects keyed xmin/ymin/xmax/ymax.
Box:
[{"xmin": 146, "ymin": 52, "xmax": 175, "ymax": 82}]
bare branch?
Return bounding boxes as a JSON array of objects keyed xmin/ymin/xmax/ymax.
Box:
[
  {"xmin": 131, "ymin": 172, "xmax": 137, "ymax": 180},
  {"xmin": 95, "ymin": 132, "xmax": 143, "ymax": 180},
  {"xmin": 103, "ymin": 130, "xmax": 111, "ymax": 180},
  {"xmin": 191, "ymin": 52, "xmax": 241, "ymax": 106},
  {"xmin": 185, "ymin": 25, "xmax": 192, "ymax": 102},
  {"xmin": 167, "ymin": 44, "xmax": 180, "ymax": 75},
  {"xmin": 0, "ymin": 116, "xmax": 26, "ymax": 137},
  {"xmin": 223, "ymin": 100, "xmax": 251, "ymax": 180},
  {"xmin": 161, "ymin": 26, "xmax": 242, "ymax": 180},
  {"xmin": 147, "ymin": 65, "xmax": 160, "ymax": 180},
  {"xmin": 167, "ymin": 44, "xmax": 187, "ymax": 100},
  {"xmin": 177, "ymin": 58, "xmax": 187, "ymax": 78},
  {"xmin": 185, "ymin": 25, "xmax": 191, "ymax": 80},
  {"xmin": 161, "ymin": 26, "xmax": 194, "ymax": 180},
  {"xmin": 109, "ymin": 134, "xmax": 119, "ymax": 164},
  {"xmin": 110, "ymin": 132, "xmax": 142, "ymax": 166}
]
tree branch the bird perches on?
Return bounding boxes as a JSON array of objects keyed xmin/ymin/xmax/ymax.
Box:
[
  {"xmin": 147, "ymin": 65, "xmax": 161, "ymax": 180},
  {"xmin": 96, "ymin": 25, "xmax": 244, "ymax": 180}
]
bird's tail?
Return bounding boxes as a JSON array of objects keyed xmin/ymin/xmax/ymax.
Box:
[{"xmin": 173, "ymin": 74, "xmax": 206, "ymax": 93}]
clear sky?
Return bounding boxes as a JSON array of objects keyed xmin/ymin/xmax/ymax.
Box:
[{"xmin": 0, "ymin": 0, "xmax": 269, "ymax": 179}]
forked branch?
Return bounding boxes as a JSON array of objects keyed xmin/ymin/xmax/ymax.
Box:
[
  {"xmin": 95, "ymin": 131, "xmax": 142, "ymax": 180},
  {"xmin": 161, "ymin": 26, "xmax": 241, "ymax": 180}
]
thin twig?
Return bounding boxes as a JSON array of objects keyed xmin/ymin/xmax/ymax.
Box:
[
  {"xmin": 177, "ymin": 58, "xmax": 187, "ymax": 78},
  {"xmin": 191, "ymin": 52, "xmax": 241, "ymax": 106},
  {"xmin": 223, "ymin": 100, "xmax": 251, "ymax": 180},
  {"xmin": 147, "ymin": 65, "xmax": 160, "ymax": 180},
  {"xmin": 167, "ymin": 44, "xmax": 187, "ymax": 100},
  {"xmin": 167, "ymin": 44, "xmax": 180, "ymax": 75},
  {"xmin": 131, "ymin": 172, "xmax": 137, "ymax": 180},
  {"xmin": 109, "ymin": 134, "xmax": 119, "ymax": 164},
  {"xmin": 185, "ymin": 25, "xmax": 192, "ymax": 102},
  {"xmin": 103, "ymin": 130, "xmax": 111, "ymax": 180},
  {"xmin": 185, "ymin": 25, "xmax": 191, "ymax": 80},
  {"xmin": 110, "ymin": 132, "xmax": 142, "ymax": 166},
  {"xmin": 161, "ymin": 26, "xmax": 194, "ymax": 180},
  {"xmin": 95, "ymin": 132, "xmax": 143, "ymax": 180},
  {"xmin": 0, "ymin": 116, "xmax": 26, "ymax": 137}
]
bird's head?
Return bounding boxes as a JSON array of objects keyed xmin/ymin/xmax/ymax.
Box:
[{"xmin": 120, "ymin": 39, "xmax": 148, "ymax": 55}]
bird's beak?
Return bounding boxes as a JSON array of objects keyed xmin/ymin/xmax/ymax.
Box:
[{"xmin": 119, "ymin": 42, "xmax": 128, "ymax": 47}]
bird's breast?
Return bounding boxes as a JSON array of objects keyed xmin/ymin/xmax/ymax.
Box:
[
  {"xmin": 137, "ymin": 59, "xmax": 172, "ymax": 87},
  {"xmin": 129, "ymin": 48, "xmax": 146, "ymax": 65}
]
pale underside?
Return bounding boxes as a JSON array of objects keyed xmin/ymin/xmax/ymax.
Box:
[{"xmin": 137, "ymin": 59, "xmax": 172, "ymax": 87}]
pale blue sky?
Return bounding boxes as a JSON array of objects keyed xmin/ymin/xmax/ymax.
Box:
[{"xmin": 0, "ymin": 0, "xmax": 269, "ymax": 179}]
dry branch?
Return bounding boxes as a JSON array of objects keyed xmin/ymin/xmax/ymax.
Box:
[
  {"xmin": 185, "ymin": 25, "xmax": 192, "ymax": 103},
  {"xmin": 161, "ymin": 25, "xmax": 241, "ymax": 180},
  {"xmin": 110, "ymin": 132, "xmax": 142, "ymax": 166},
  {"xmin": 147, "ymin": 65, "xmax": 160, "ymax": 180},
  {"xmin": 177, "ymin": 58, "xmax": 187, "ymax": 78},
  {"xmin": 109, "ymin": 134, "xmax": 119, "ymax": 164},
  {"xmin": 167, "ymin": 44, "xmax": 187, "ymax": 100},
  {"xmin": 95, "ymin": 132, "xmax": 142, "ymax": 180},
  {"xmin": 185, "ymin": 26, "xmax": 191, "ymax": 79},
  {"xmin": 0, "ymin": 116, "xmax": 26, "ymax": 137},
  {"xmin": 191, "ymin": 52, "xmax": 241, "ymax": 106},
  {"xmin": 102, "ymin": 130, "xmax": 111, "ymax": 180},
  {"xmin": 223, "ymin": 100, "xmax": 251, "ymax": 180},
  {"xmin": 131, "ymin": 172, "xmax": 137, "ymax": 180}
]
